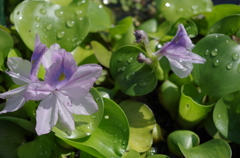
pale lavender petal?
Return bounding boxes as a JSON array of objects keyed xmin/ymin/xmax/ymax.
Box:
[
  {"xmin": 41, "ymin": 43, "xmax": 60, "ymax": 69},
  {"xmin": 7, "ymin": 57, "xmax": 31, "ymax": 85},
  {"xmin": 31, "ymin": 34, "xmax": 48, "ymax": 81},
  {"xmin": 0, "ymin": 85, "xmax": 27, "ymax": 99},
  {"xmin": 35, "ymin": 93, "xmax": 58, "ymax": 135},
  {"xmin": 0, "ymin": 90, "xmax": 26, "ymax": 114},
  {"xmin": 60, "ymin": 64, "xmax": 102, "ymax": 90},
  {"xmin": 44, "ymin": 51, "xmax": 77, "ymax": 89},
  {"xmin": 24, "ymin": 82, "xmax": 52, "ymax": 101},
  {"xmin": 57, "ymin": 96, "xmax": 75, "ymax": 131},
  {"xmin": 168, "ymin": 58, "xmax": 193, "ymax": 78},
  {"xmin": 137, "ymin": 53, "xmax": 152, "ymax": 65},
  {"xmin": 61, "ymin": 87, "xmax": 98, "ymax": 115}
]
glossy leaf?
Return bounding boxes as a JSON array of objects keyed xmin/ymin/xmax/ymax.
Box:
[
  {"xmin": 207, "ymin": 15, "xmax": 240, "ymax": 36},
  {"xmin": 122, "ymin": 149, "xmax": 141, "ymax": 158},
  {"xmin": 11, "ymin": 0, "xmax": 90, "ymax": 52},
  {"xmin": 53, "ymin": 88, "xmax": 104, "ymax": 139},
  {"xmin": 192, "ymin": 34, "xmax": 240, "ymax": 98},
  {"xmin": 58, "ymin": 98, "xmax": 129, "ymax": 158},
  {"xmin": 178, "ymin": 84, "xmax": 214, "ymax": 129},
  {"xmin": 147, "ymin": 155, "xmax": 170, "ymax": 158},
  {"xmin": 167, "ymin": 130, "xmax": 199, "ymax": 156},
  {"xmin": 91, "ymin": 41, "xmax": 112, "ymax": 68},
  {"xmin": 179, "ymin": 139, "xmax": 231, "ymax": 158},
  {"xmin": 138, "ymin": 19, "xmax": 157, "ymax": 33},
  {"xmin": 110, "ymin": 16, "xmax": 132, "ymax": 35},
  {"xmin": 110, "ymin": 46, "xmax": 157, "ymax": 96},
  {"xmin": 156, "ymin": 0, "xmax": 213, "ymax": 24},
  {"xmin": 0, "ymin": 29, "xmax": 14, "ymax": 70},
  {"xmin": 213, "ymin": 90, "xmax": 240, "ymax": 144},
  {"xmin": 119, "ymin": 100, "xmax": 156, "ymax": 152}
]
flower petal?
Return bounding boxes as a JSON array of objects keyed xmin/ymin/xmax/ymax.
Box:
[
  {"xmin": 0, "ymin": 90, "xmax": 26, "ymax": 114},
  {"xmin": 0, "ymin": 85, "xmax": 27, "ymax": 99},
  {"xmin": 168, "ymin": 58, "xmax": 193, "ymax": 78},
  {"xmin": 61, "ymin": 87, "xmax": 98, "ymax": 115},
  {"xmin": 35, "ymin": 93, "xmax": 58, "ymax": 135},
  {"xmin": 41, "ymin": 43, "xmax": 60, "ymax": 69},
  {"xmin": 44, "ymin": 51, "xmax": 77, "ymax": 89},
  {"xmin": 24, "ymin": 82, "xmax": 52, "ymax": 101},
  {"xmin": 61, "ymin": 64, "xmax": 102, "ymax": 90},
  {"xmin": 7, "ymin": 57, "xmax": 31, "ymax": 85},
  {"xmin": 31, "ymin": 34, "xmax": 47, "ymax": 81}
]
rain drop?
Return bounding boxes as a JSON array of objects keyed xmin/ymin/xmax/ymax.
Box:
[
  {"xmin": 104, "ymin": 115, "xmax": 109, "ymax": 119},
  {"xmin": 55, "ymin": 10, "xmax": 64, "ymax": 17},
  {"xmin": 226, "ymin": 63, "xmax": 233, "ymax": 70},
  {"xmin": 99, "ymin": 5, "xmax": 103, "ymax": 8},
  {"xmin": 213, "ymin": 59, "xmax": 219, "ymax": 66},
  {"xmin": 19, "ymin": 16, "xmax": 23, "ymax": 20},
  {"xmin": 40, "ymin": 9, "xmax": 46, "ymax": 15},
  {"xmin": 117, "ymin": 57, "xmax": 123, "ymax": 62},
  {"xmin": 138, "ymin": 80, "xmax": 147, "ymax": 87},
  {"xmin": 35, "ymin": 24, "xmax": 39, "ymax": 28},
  {"xmin": 226, "ymin": 40, "xmax": 229, "ymax": 44},
  {"xmin": 232, "ymin": 53, "xmax": 239, "ymax": 61},
  {"xmin": 66, "ymin": 20, "xmax": 75, "ymax": 27},
  {"xmin": 165, "ymin": 2, "xmax": 171, "ymax": 7},
  {"xmin": 211, "ymin": 48, "xmax": 218, "ymax": 57},
  {"xmin": 57, "ymin": 31, "xmax": 65, "ymax": 38},
  {"xmin": 79, "ymin": 17, "xmax": 83, "ymax": 21},
  {"xmin": 205, "ymin": 50, "xmax": 209, "ymax": 56},
  {"xmin": 217, "ymin": 114, "xmax": 221, "ymax": 119},
  {"xmin": 34, "ymin": 16, "xmax": 41, "ymax": 22},
  {"xmin": 75, "ymin": 10, "xmax": 83, "ymax": 16},
  {"xmin": 125, "ymin": 72, "xmax": 135, "ymax": 80},
  {"xmin": 215, "ymin": 35, "xmax": 218, "ymax": 40},
  {"xmin": 121, "ymin": 66, "xmax": 126, "ymax": 71},
  {"xmin": 91, "ymin": 115, "xmax": 96, "ymax": 119},
  {"xmin": 127, "ymin": 57, "xmax": 133, "ymax": 63},
  {"xmin": 45, "ymin": 24, "xmax": 52, "ymax": 30}
]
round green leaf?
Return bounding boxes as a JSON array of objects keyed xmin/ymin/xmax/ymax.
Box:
[
  {"xmin": 11, "ymin": 0, "xmax": 90, "ymax": 52},
  {"xmin": 122, "ymin": 149, "xmax": 141, "ymax": 158},
  {"xmin": 110, "ymin": 46, "xmax": 157, "ymax": 96},
  {"xmin": 167, "ymin": 130, "xmax": 200, "ymax": 156},
  {"xmin": 192, "ymin": 34, "xmax": 240, "ymax": 98},
  {"xmin": 58, "ymin": 98, "xmax": 129, "ymax": 158},
  {"xmin": 119, "ymin": 100, "xmax": 156, "ymax": 152},
  {"xmin": 179, "ymin": 139, "xmax": 232, "ymax": 158},
  {"xmin": 147, "ymin": 155, "xmax": 170, "ymax": 158},
  {"xmin": 53, "ymin": 88, "xmax": 104, "ymax": 139},
  {"xmin": 157, "ymin": 0, "xmax": 213, "ymax": 24},
  {"xmin": 178, "ymin": 84, "xmax": 214, "ymax": 129},
  {"xmin": 213, "ymin": 90, "xmax": 240, "ymax": 144},
  {"xmin": 138, "ymin": 19, "xmax": 157, "ymax": 33},
  {"xmin": 0, "ymin": 29, "xmax": 14, "ymax": 70},
  {"xmin": 207, "ymin": 15, "xmax": 240, "ymax": 36}
]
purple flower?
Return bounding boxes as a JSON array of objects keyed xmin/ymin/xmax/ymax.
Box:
[
  {"xmin": 0, "ymin": 35, "xmax": 47, "ymax": 114},
  {"xmin": 154, "ymin": 24, "xmax": 206, "ymax": 78},
  {"xmin": 24, "ymin": 50, "xmax": 102, "ymax": 135}
]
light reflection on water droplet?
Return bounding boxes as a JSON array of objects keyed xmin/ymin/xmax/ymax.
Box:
[
  {"xmin": 226, "ymin": 63, "xmax": 233, "ymax": 70},
  {"xmin": 138, "ymin": 80, "xmax": 146, "ymax": 87},
  {"xmin": 57, "ymin": 31, "xmax": 65, "ymax": 38},
  {"xmin": 34, "ymin": 16, "xmax": 40, "ymax": 22},
  {"xmin": 66, "ymin": 20, "xmax": 75, "ymax": 27},
  {"xmin": 211, "ymin": 49, "xmax": 218, "ymax": 56},
  {"xmin": 232, "ymin": 53, "xmax": 239, "ymax": 61},
  {"xmin": 40, "ymin": 9, "xmax": 46, "ymax": 15},
  {"xmin": 45, "ymin": 24, "xmax": 52, "ymax": 30},
  {"xmin": 213, "ymin": 59, "xmax": 219, "ymax": 66},
  {"xmin": 205, "ymin": 50, "xmax": 209, "ymax": 56},
  {"xmin": 55, "ymin": 10, "xmax": 64, "ymax": 17},
  {"xmin": 104, "ymin": 115, "xmax": 109, "ymax": 119}
]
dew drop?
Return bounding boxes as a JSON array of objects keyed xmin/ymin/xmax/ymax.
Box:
[
  {"xmin": 66, "ymin": 20, "xmax": 75, "ymax": 27},
  {"xmin": 138, "ymin": 80, "xmax": 147, "ymax": 87},
  {"xmin": 57, "ymin": 31, "xmax": 65, "ymax": 38},
  {"xmin": 99, "ymin": 5, "xmax": 103, "ymax": 8},
  {"xmin": 113, "ymin": 140, "xmax": 117, "ymax": 144},
  {"xmin": 75, "ymin": 10, "xmax": 83, "ymax": 16},
  {"xmin": 226, "ymin": 63, "xmax": 233, "ymax": 70},
  {"xmin": 55, "ymin": 10, "xmax": 64, "ymax": 17},
  {"xmin": 117, "ymin": 57, "xmax": 123, "ymax": 62},
  {"xmin": 35, "ymin": 24, "xmax": 39, "ymax": 28},
  {"xmin": 165, "ymin": 2, "xmax": 171, "ymax": 7},
  {"xmin": 117, "ymin": 68, "xmax": 122, "ymax": 72},
  {"xmin": 45, "ymin": 24, "xmax": 52, "ymax": 30},
  {"xmin": 232, "ymin": 53, "xmax": 239, "ymax": 61},
  {"xmin": 127, "ymin": 57, "xmax": 133, "ymax": 63},
  {"xmin": 125, "ymin": 72, "xmax": 135, "ymax": 80},
  {"xmin": 226, "ymin": 40, "xmax": 229, "ymax": 44},
  {"xmin": 91, "ymin": 115, "xmax": 96, "ymax": 119},
  {"xmin": 205, "ymin": 50, "xmax": 209, "ymax": 56},
  {"xmin": 34, "ymin": 16, "xmax": 41, "ymax": 22},
  {"xmin": 211, "ymin": 49, "xmax": 218, "ymax": 57},
  {"xmin": 121, "ymin": 66, "xmax": 126, "ymax": 71},
  {"xmin": 104, "ymin": 115, "xmax": 109, "ymax": 119},
  {"xmin": 40, "ymin": 9, "xmax": 46, "ymax": 15},
  {"xmin": 215, "ymin": 35, "xmax": 218, "ymax": 40},
  {"xmin": 179, "ymin": 8, "xmax": 184, "ymax": 12},
  {"xmin": 79, "ymin": 17, "xmax": 83, "ymax": 21},
  {"xmin": 217, "ymin": 114, "xmax": 221, "ymax": 119},
  {"xmin": 19, "ymin": 16, "xmax": 23, "ymax": 20},
  {"xmin": 213, "ymin": 59, "xmax": 219, "ymax": 66}
]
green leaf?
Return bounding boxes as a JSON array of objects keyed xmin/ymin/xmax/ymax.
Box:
[
  {"xmin": 147, "ymin": 155, "xmax": 170, "ymax": 158},
  {"xmin": 53, "ymin": 88, "xmax": 104, "ymax": 139},
  {"xmin": 88, "ymin": 1, "xmax": 112, "ymax": 32},
  {"xmin": 179, "ymin": 139, "xmax": 232, "ymax": 158},
  {"xmin": 213, "ymin": 90, "xmax": 240, "ymax": 144},
  {"xmin": 0, "ymin": 29, "xmax": 14, "ymax": 70},
  {"xmin": 122, "ymin": 149, "xmax": 141, "ymax": 158},
  {"xmin": 192, "ymin": 34, "xmax": 240, "ymax": 98},
  {"xmin": 58, "ymin": 98, "xmax": 129, "ymax": 158},
  {"xmin": 138, "ymin": 19, "xmax": 157, "ymax": 33},
  {"xmin": 110, "ymin": 46, "xmax": 157, "ymax": 96},
  {"xmin": 110, "ymin": 16, "xmax": 132, "ymax": 35},
  {"xmin": 167, "ymin": 130, "xmax": 199, "ymax": 156},
  {"xmin": 207, "ymin": 15, "xmax": 240, "ymax": 36},
  {"xmin": 119, "ymin": 100, "xmax": 156, "ymax": 152},
  {"xmin": 0, "ymin": 120, "xmax": 26, "ymax": 158},
  {"xmin": 156, "ymin": 0, "xmax": 213, "ymax": 24},
  {"xmin": 91, "ymin": 41, "xmax": 112, "ymax": 68},
  {"xmin": 11, "ymin": 0, "xmax": 90, "ymax": 52},
  {"xmin": 178, "ymin": 84, "xmax": 214, "ymax": 129}
]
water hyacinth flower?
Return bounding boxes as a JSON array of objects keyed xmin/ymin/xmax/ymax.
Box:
[
  {"xmin": 136, "ymin": 24, "xmax": 206, "ymax": 78},
  {"xmin": 24, "ymin": 48, "xmax": 102, "ymax": 135}
]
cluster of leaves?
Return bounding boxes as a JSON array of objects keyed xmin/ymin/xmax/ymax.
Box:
[{"xmin": 1, "ymin": 0, "xmax": 240, "ymax": 157}]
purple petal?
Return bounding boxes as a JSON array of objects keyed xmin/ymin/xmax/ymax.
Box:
[
  {"xmin": 44, "ymin": 51, "xmax": 77, "ymax": 89},
  {"xmin": 60, "ymin": 87, "xmax": 98, "ymax": 115},
  {"xmin": 30, "ymin": 34, "xmax": 47, "ymax": 81},
  {"xmin": 41, "ymin": 43, "xmax": 61, "ymax": 69},
  {"xmin": 60, "ymin": 64, "xmax": 102, "ymax": 90},
  {"xmin": 35, "ymin": 94, "xmax": 58, "ymax": 135},
  {"xmin": 0, "ymin": 85, "xmax": 27, "ymax": 99},
  {"xmin": 7, "ymin": 57, "xmax": 31, "ymax": 85},
  {"xmin": 168, "ymin": 58, "xmax": 193, "ymax": 78},
  {"xmin": 0, "ymin": 89, "xmax": 26, "ymax": 114},
  {"xmin": 24, "ymin": 82, "xmax": 52, "ymax": 101}
]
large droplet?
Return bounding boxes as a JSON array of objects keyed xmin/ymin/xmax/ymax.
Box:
[
  {"xmin": 75, "ymin": 10, "xmax": 83, "ymax": 16},
  {"xmin": 34, "ymin": 16, "xmax": 41, "ymax": 22},
  {"xmin": 213, "ymin": 59, "xmax": 219, "ymax": 67},
  {"xmin": 127, "ymin": 57, "xmax": 133, "ymax": 63},
  {"xmin": 226, "ymin": 63, "xmax": 233, "ymax": 70},
  {"xmin": 57, "ymin": 31, "xmax": 65, "ymax": 38},
  {"xmin": 45, "ymin": 24, "xmax": 52, "ymax": 30},
  {"xmin": 66, "ymin": 20, "xmax": 75, "ymax": 27},
  {"xmin": 39, "ymin": 9, "xmax": 46, "ymax": 15},
  {"xmin": 55, "ymin": 10, "xmax": 64, "ymax": 17},
  {"xmin": 211, "ymin": 48, "xmax": 218, "ymax": 57},
  {"xmin": 104, "ymin": 115, "xmax": 109, "ymax": 119},
  {"xmin": 232, "ymin": 53, "xmax": 239, "ymax": 61}
]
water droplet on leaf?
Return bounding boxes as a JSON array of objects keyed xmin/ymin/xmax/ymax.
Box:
[
  {"xmin": 66, "ymin": 20, "xmax": 75, "ymax": 27},
  {"xmin": 40, "ymin": 9, "xmax": 46, "ymax": 15},
  {"xmin": 104, "ymin": 115, "xmax": 109, "ymax": 119},
  {"xmin": 226, "ymin": 63, "xmax": 233, "ymax": 70},
  {"xmin": 211, "ymin": 49, "xmax": 218, "ymax": 57},
  {"xmin": 34, "ymin": 16, "xmax": 41, "ymax": 22},
  {"xmin": 45, "ymin": 24, "xmax": 52, "ymax": 30},
  {"xmin": 213, "ymin": 59, "xmax": 219, "ymax": 66},
  {"xmin": 205, "ymin": 50, "xmax": 209, "ymax": 56},
  {"xmin": 138, "ymin": 80, "xmax": 146, "ymax": 87},
  {"xmin": 232, "ymin": 53, "xmax": 239, "ymax": 61},
  {"xmin": 55, "ymin": 10, "xmax": 64, "ymax": 17},
  {"xmin": 57, "ymin": 31, "xmax": 65, "ymax": 38}
]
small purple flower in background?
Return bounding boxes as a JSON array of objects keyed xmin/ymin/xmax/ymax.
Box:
[{"xmin": 24, "ymin": 47, "xmax": 102, "ymax": 135}]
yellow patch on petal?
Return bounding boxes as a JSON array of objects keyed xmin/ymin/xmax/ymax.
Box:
[{"xmin": 58, "ymin": 72, "xmax": 66, "ymax": 81}]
